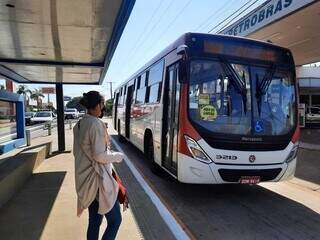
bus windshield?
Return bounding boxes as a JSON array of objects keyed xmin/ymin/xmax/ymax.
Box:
[{"xmin": 188, "ymin": 59, "xmax": 296, "ymax": 137}]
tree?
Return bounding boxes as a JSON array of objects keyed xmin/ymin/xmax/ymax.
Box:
[
  {"xmin": 105, "ymin": 98, "xmax": 114, "ymax": 116},
  {"xmin": 0, "ymin": 84, "xmax": 4, "ymax": 90},
  {"xmin": 66, "ymin": 97, "xmax": 86, "ymax": 111},
  {"xmin": 30, "ymin": 89, "xmax": 45, "ymax": 110},
  {"xmin": 16, "ymin": 85, "xmax": 32, "ymax": 107}
]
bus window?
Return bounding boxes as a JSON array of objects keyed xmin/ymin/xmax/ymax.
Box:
[
  {"xmin": 136, "ymin": 88, "xmax": 146, "ymax": 104},
  {"xmin": 148, "ymin": 60, "xmax": 164, "ymax": 85},
  {"xmin": 146, "ymin": 84, "xmax": 158, "ymax": 103},
  {"xmin": 137, "ymin": 76, "xmax": 141, "ymax": 89},
  {"xmin": 141, "ymin": 73, "xmax": 146, "ymax": 88},
  {"xmin": 145, "ymin": 60, "xmax": 164, "ymax": 103}
]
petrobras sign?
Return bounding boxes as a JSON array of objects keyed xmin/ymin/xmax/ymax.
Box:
[{"xmin": 219, "ymin": 0, "xmax": 315, "ymax": 37}]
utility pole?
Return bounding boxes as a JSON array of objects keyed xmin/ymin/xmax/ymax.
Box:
[{"xmin": 104, "ymin": 81, "xmax": 115, "ymax": 99}]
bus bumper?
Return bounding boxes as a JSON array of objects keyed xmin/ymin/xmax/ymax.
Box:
[{"xmin": 177, "ymin": 153, "xmax": 297, "ymax": 184}]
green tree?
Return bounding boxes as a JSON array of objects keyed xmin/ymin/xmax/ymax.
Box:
[
  {"xmin": 66, "ymin": 97, "xmax": 86, "ymax": 111},
  {"xmin": 0, "ymin": 84, "xmax": 5, "ymax": 90},
  {"xmin": 16, "ymin": 85, "xmax": 32, "ymax": 107},
  {"xmin": 105, "ymin": 98, "xmax": 114, "ymax": 116},
  {"xmin": 30, "ymin": 89, "xmax": 45, "ymax": 110}
]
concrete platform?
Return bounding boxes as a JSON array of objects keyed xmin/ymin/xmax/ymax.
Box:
[{"xmin": 0, "ymin": 124, "xmax": 174, "ymax": 240}]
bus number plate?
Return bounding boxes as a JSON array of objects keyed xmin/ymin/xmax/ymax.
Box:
[{"xmin": 239, "ymin": 176, "xmax": 260, "ymax": 184}]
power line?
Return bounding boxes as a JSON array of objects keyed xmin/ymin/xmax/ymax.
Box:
[
  {"xmin": 194, "ymin": 0, "xmax": 237, "ymax": 32},
  {"xmin": 116, "ymin": 0, "xmax": 166, "ymax": 78},
  {"xmin": 144, "ymin": 0, "xmax": 193, "ymax": 58},
  {"xmin": 216, "ymin": 0, "xmax": 261, "ymax": 33},
  {"xmin": 120, "ymin": 0, "xmax": 175, "ymax": 77},
  {"xmin": 207, "ymin": 0, "xmax": 257, "ymax": 33},
  {"xmin": 124, "ymin": 0, "xmax": 165, "ymax": 65}
]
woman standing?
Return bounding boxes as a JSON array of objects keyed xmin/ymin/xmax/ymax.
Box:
[{"xmin": 73, "ymin": 91, "xmax": 124, "ymax": 240}]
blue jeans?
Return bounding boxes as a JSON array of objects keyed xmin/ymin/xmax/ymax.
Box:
[{"xmin": 87, "ymin": 199, "xmax": 122, "ymax": 240}]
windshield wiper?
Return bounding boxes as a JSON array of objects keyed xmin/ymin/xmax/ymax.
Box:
[
  {"xmin": 220, "ymin": 57, "xmax": 248, "ymax": 113},
  {"xmin": 256, "ymin": 64, "xmax": 276, "ymax": 116}
]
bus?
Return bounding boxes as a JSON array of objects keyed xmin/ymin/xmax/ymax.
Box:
[{"xmin": 113, "ymin": 33, "xmax": 299, "ymax": 184}]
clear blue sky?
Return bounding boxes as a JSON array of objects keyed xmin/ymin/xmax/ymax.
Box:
[{"xmin": 9, "ymin": 0, "xmax": 266, "ymax": 104}]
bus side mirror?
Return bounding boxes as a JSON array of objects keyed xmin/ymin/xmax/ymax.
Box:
[
  {"xmin": 176, "ymin": 44, "xmax": 188, "ymax": 56},
  {"xmin": 176, "ymin": 45, "xmax": 189, "ymax": 84}
]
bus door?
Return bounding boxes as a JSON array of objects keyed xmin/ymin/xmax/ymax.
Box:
[
  {"xmin": 114, "ymin": 92, "xmax": 119, "ymax": 129},
  {"xmin": 162, "ymin": 63, "xmax": 180, "ymax": 175},
  {"xmin": 125, "ymin": 85, "xmax": 134, "ymax": 139}
]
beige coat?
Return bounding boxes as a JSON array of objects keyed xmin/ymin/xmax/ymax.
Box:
[{"xmin": 73, "ymin": 114, "xmax": 123, "ymax": 216}]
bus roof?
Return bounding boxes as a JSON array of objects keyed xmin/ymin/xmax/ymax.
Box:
[{"xmin": 115, "ymin": 32, "xmax": 292, "ymax": 91}]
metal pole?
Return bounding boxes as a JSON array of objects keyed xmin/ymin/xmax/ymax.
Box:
[
  {"xmin": 26, "ymin": 130, "xmax": 31, "ymax": 146},
  {"xmin": 48, "ymin": 122, "xmax": 52, "ymax": 135},
  {"xmin": 55, "ymin": 83, "xmax": 65, "ymax": 151}
]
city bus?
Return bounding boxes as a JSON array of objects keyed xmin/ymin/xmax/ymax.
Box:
[{"xmin": 113, "ymin": 33, "xmax": 299, "ymax": 184}]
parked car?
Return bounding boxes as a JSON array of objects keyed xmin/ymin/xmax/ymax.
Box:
[
  {"xmin": 64, "ymin": 108, "xmax": 79, "ymax": 119},
  {"xmin": 78, "ymin": 110, "xmax": 86, "ymax": 117},
  {"xmin": 30, "ymin": 111, "xmax": 56, "ymax": 124},
  {"xmin": 25, "ymin": 112, "xmax": 35, "ymax": 126},
  {"xmin": 306, "ymin": 106, "xmax": 320, "ymax": 122}
]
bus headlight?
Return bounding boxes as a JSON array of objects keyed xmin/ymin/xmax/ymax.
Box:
[
  {"xmin": 184, "ymin": 135, "xmax": 212, "ymax": 163},
  {"xmin": 285, "ymin": 144, "xmax": 299, "ymax": 163}
]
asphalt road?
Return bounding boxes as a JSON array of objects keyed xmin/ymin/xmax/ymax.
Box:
[{"xmin": 108, "ymin": 123, "xmax": 320, "ymax": 240}]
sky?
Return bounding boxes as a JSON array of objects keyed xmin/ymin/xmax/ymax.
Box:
[{"xmin": 2, "ymin": 0, "xmax": 268, "ymax": 106}]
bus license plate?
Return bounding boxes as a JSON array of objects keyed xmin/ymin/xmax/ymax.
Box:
[{"xmin": 239, "ymin": 176, "xmax": 260, "ymax": 184}]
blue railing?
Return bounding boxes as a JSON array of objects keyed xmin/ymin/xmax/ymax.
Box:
[{"xmin": 0, "ymin": 90, "xmax": 26, "ymax": 155}]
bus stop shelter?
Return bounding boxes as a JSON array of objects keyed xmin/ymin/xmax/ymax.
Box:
[{"xmin": 0, "ymin": 0, "xmax": 135, "ymax": 151}]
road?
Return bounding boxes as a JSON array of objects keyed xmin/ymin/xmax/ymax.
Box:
[
  {"xmin": 0, "ymin": 119, "xmax": 76, "ymax": 139},
  {"xmin": 107, "ymin": 121, "xmax": 320, "ymax": 240}
]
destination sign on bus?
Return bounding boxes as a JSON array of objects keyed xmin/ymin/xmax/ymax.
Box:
[{"xmin": 204, "ymin": 40, "xmax": 288, "ymax": 62}]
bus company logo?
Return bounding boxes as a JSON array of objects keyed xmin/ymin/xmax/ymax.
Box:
[{"xmin": 249, "ymin": 155, "xmax": 256, "ymax": 163}]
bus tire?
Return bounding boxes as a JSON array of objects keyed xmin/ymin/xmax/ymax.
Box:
[{"xmin": 147, "ymin": 138, "xmax": 161, "ymax": 174}]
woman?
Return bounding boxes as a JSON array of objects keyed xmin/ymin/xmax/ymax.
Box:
[{"xmin": 73, "ymin": 91, "xmax": 124, "ymax": 240}]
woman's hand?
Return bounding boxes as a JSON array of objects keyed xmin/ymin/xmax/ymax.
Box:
[{"xmin": 111, "ymin": 152, "xmax": 124, "ymax": 163}]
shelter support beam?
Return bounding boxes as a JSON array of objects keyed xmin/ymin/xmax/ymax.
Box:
[{"xmin": 55, "ymin": 83, "xmax": 65, "ymax": 152}]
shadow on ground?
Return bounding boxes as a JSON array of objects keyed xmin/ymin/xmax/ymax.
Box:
[
  {"xmin": 0, "ymin": 171, "xmax": 66, "ymax": 240},
  {"xmin": 111, "ymin": 134, "xmax": 320, "ymax": 240},
  {"xmin": 296, "ymin": 148, "xmax": 320, "ymax": 185}
]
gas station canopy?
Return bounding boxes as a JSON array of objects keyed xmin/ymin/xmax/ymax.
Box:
[
  {"xmin": 219, "ymin": 0, "xmax": 320, "ymax": 66},
  {"xmin": 0, "ymin": 0, "xmax": 135, "ymax": 84}
]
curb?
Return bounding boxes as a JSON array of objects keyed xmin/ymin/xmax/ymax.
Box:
[{"xmin": 299, "ymin": 142, "xmax": 320, "ymax": 151}]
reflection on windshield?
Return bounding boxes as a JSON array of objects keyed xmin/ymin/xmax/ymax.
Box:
[
  {"xmin": 189, "ymin": 60, "xmax": 251, "ymax": 135},
  {"xmin": 253, "ymin": 67, "xmax": 295, "ymax": 135},
  {"xmin": 189, "ymin": 59, "xmax": 296, "ymax": 136}
]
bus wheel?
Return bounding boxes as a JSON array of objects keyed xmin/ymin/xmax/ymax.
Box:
[{"xmin": 147, "ymin": 138, "xmax": 161, "ymax": 174}]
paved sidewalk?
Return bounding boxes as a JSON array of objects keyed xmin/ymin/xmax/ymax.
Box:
[
  {"xmin": 0, "ymin": 125, "xmax": 171, "ymax": 240},
  {"xmin": 300, "ymin": 128, "xmax": 320, "ymax": 150}
]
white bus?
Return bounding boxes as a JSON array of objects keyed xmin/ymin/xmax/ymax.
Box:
[{"xmin": 113, "ymin": 33, "xmax": 299, "ymax": 184}]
